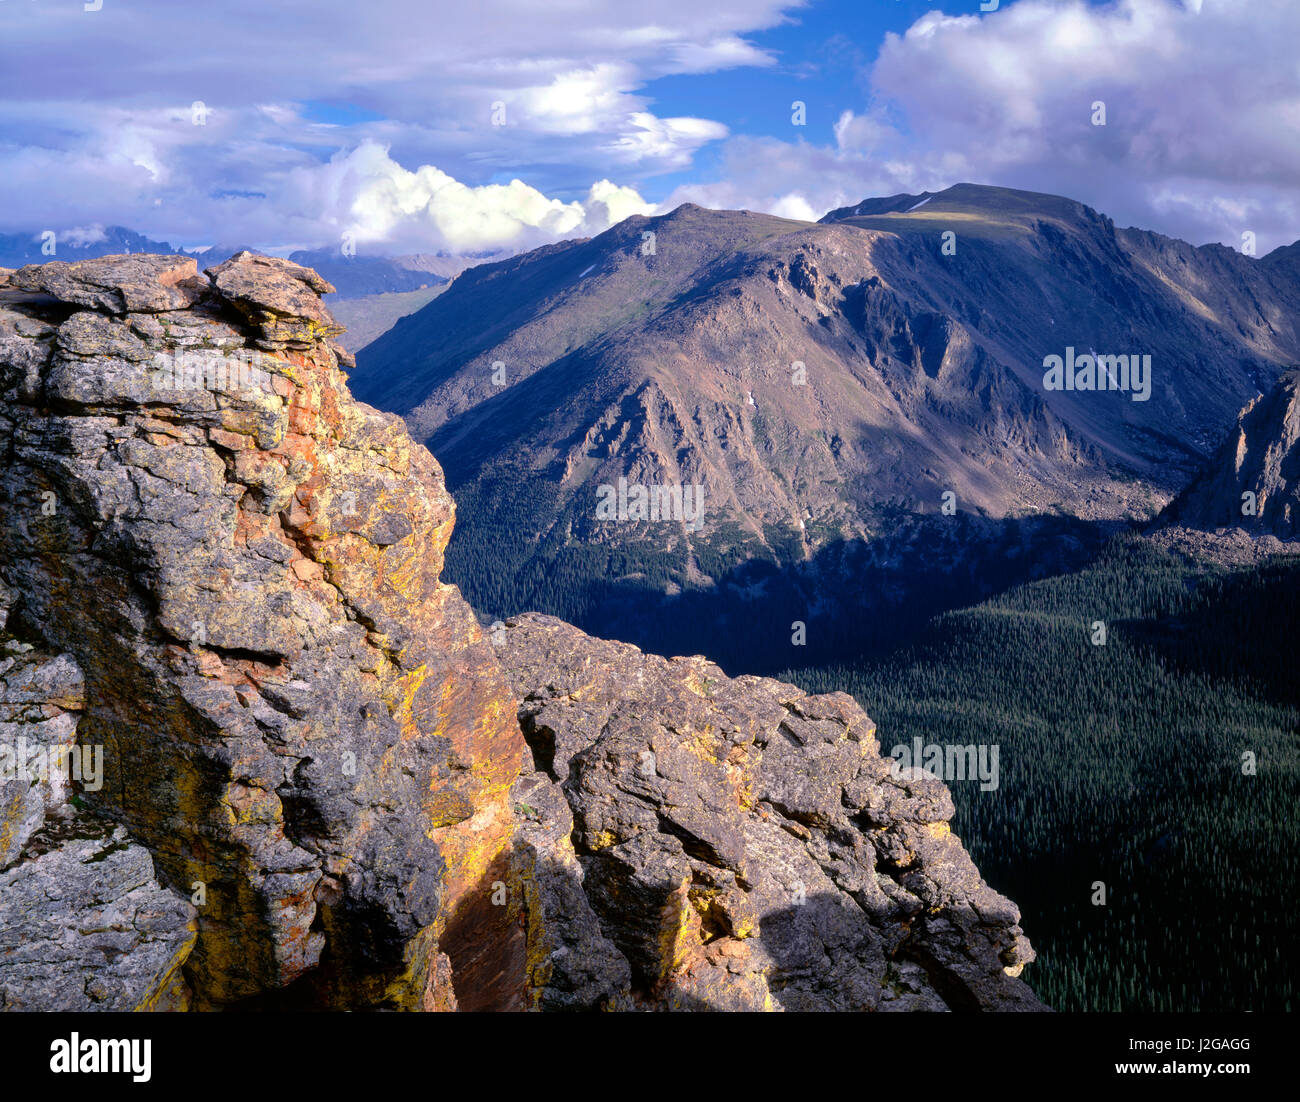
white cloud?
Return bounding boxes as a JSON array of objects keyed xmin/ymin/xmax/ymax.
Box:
[
  {"xmin": 288, "ymin": 142, "xmax": 657, "ymax": 253},
  {"xmin": 517, "ymin": 65, "xmax": 640, "ymax": 136},
  {"xmin": 584, "ymin": 179, "xmax": 661, "ymax": 228},
  {"xmin": 602, "ymin": 113, "xmax": 730, "ymax": 167},
  {"xmin": 861, "ymin": 0, "xmax": 1300, "ymax": 250},
  {"xmin": 767, "ymin": 193, "xmax": 820, "ymax": 222},
  {"xmin": 668, "ymin": 35, "xmax": 778, "ymax": 73},
  {"xmin": 61, "ymin": 225, "xmax": 109, "ymax": 248}
]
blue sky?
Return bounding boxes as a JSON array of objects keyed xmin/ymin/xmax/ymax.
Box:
[
  {"xmin": 643, "ymin": 3, "xmax": 930, "ymax": 150},
  {"xmin": 0, "ymin": 0, "xmax": 1296, "ymax": 256}
]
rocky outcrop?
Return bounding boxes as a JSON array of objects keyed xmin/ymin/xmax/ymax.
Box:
[
  {"xmin": 0, "ymin": 824, "xmax": 197, "ymax": 1012},
  {"xmin": 0, "ymin": 253, "xmax": 1044, "ymax": 1011},
  {"xmin": 0, "ymin": 252, "xmax": 523, "ymax": 1009},
  {"xmin": 1164, "ymin": 370, "xmax": 1300, "ymax": 539},
  {"xmin": 0, "ymin": 625, "xmax": 196, "ymax": 1011},
  {"xmin": 497, "ymin": 613, "xmax": 1043, "ymax": 1011},
  {"xmin": 1, "ymin": 641, "xmax": 84, "ymax": 865}
]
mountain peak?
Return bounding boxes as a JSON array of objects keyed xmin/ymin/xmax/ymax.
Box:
[{"xmin": 821, "ymin": 183, "xmax": 1103, "ymax": 237}]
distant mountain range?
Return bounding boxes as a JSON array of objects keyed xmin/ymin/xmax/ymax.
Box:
[
  {"xmin": 0, "ymin": 226, "xmax": 191, "ymax": 268},
  {"xmin": 285, "ymin": 247, "xmax": 493, "ymax": 297},
  {"xmin": 349, "ymin": 183, "xmax": 1300, "ymax": 668},
  {"xmin": 0, "ymin": 227, "xmax": 499, "ymax": 300}
]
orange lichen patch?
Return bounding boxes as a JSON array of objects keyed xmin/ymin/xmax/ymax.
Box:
[
  {"xmin": 287, "ymin": 403, "xmax": 317, "ymax": 436},
  {"xmin": 426, "ymin": 791, "xmax": 476, "ymax": 829},
  {"xmin": 380, "ymin": 552, "xmax": 431, "ymax": 604},
  {"xmin": 208, "ymin": 427, "xmax": 251, "ymax": 451},
  {"xmin": 230, "ymin": 508, "xmax": 265, "ymax": 548},
  {"xmin": 221, "ymin": 781, "xmax": 283, "ymax": 828},
  {"xmin": 134, "ymin": 918, "xmax": 200, "ymax": 1012},
  {"xmin": 318, "ymin": 382, "xmax": 344, "ymax": 435},
  {"xmin": 275, "ymin": 429, "xmax": 320, "ymax": 471},
  {"xmin": 189, "ymin": 649, "xmax": 230, "ymax": 679},
  {"xmin": 290, "ymin": 557, "xmax": 323, "ymax": 583},
  {"xmin": 655, "ymin": 879, "xmax": 704, "ymax": 988},
  {"xmin": 391, "ymin": 663, "xmax": 432, "ymax": 740},
  {"xmin": 726, "ymin": 761, "xmax": 757, "ymax": 811},
  {"xmin": 267, "ymin": 350, "xmax": 318, "ymax": 389}
]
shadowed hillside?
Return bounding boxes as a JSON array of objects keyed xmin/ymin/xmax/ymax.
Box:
[{"xmin": 351, "ymin": 184, "xmax": 1300, "ymax": 659}]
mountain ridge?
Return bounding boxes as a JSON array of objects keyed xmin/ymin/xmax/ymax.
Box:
[{"xmin": 349, "ymin": 183, "xmax": 1300, "ymax": 667}]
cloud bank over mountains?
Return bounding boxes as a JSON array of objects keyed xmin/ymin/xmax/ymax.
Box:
[
  {"xmin": 669, "ymin": 0, "xmax": 1300, "ymax": 255},
  {"xmin": 1, "ymin": 0, "xmax": 1296, "ymax": 255}
]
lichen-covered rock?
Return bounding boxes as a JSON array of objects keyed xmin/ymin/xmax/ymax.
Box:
[
  {"xmin": 206, "ymin": 251, "xmax": 344, "ymax": 348},
  {"xmin": 496, "ymin": 613, "xmax": 1046, "ymax": 1012},
  {"xmin": 0, "ymin": 645, "xmax": 85, "ymax": 867},
  {"xmin": 509, "ymin": 771, "xmax": 632, "ymax": 1010},
  {"xmin": 0, "ymin": 253, "xmax": 525, "ymax": 1009},
  {"xmin": 0, "ymin": 637, "xmax": 196, "ymax": 1011},
  {"xmin": 11, "ymin": 255, "xmax": 208, "ymax": 314},
  {"xmin": 0, "ymin": 823, "xmax": 197, "ymax": 1011}
]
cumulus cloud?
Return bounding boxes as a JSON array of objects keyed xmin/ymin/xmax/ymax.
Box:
[
  {"xmin": 287, "ymin": 142, "xmax": 656, "ymax": 253},
  {"xmin": 0, "ymin": 99, "xmax": 658, "ymax": 254}
]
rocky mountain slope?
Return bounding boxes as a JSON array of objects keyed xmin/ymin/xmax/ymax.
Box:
[
  {"xmin": 348, "ymin": 185, "xmax": 1300, "ymax": 667},
  {"xmin": 1162, "ymin": 370, "xmax": 1300, "ymax": 539},
  {"xmin": 330, "ymin": 285, "xmax": 447, "ymax": 352},
  {"xmin": 0, "ymin": 254, "xmax": 1044, "ymax": 1011}
]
